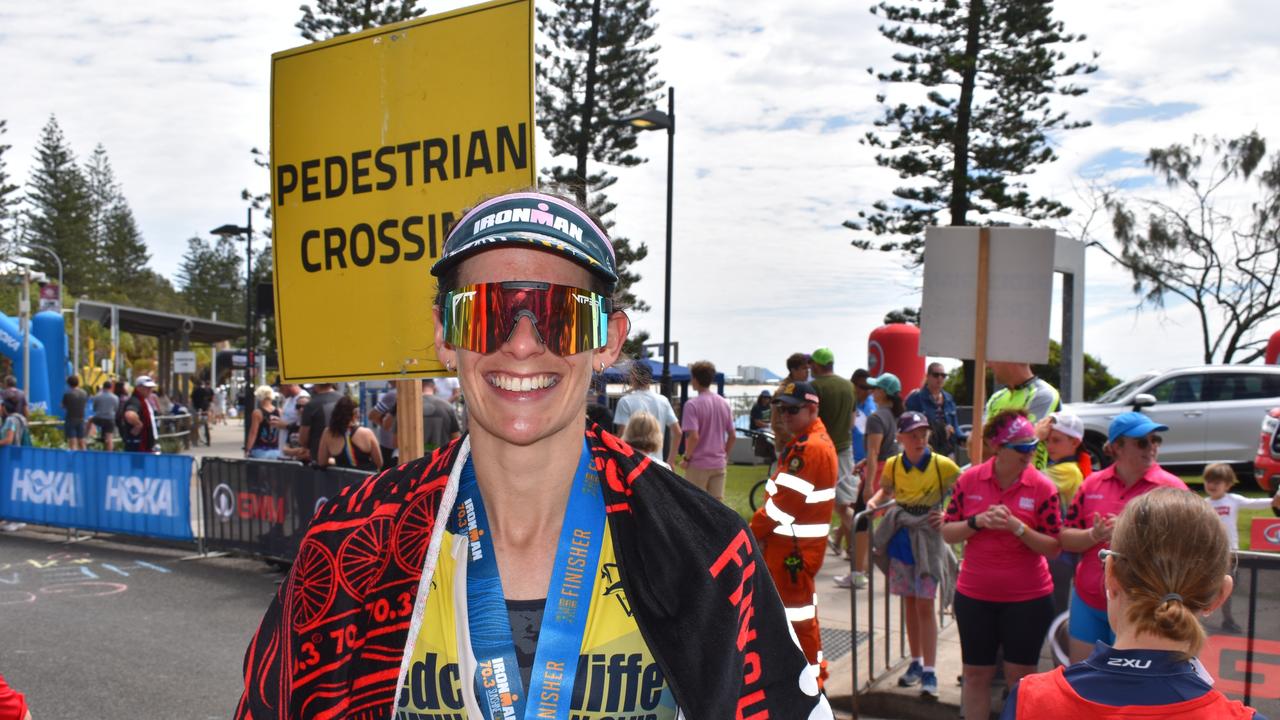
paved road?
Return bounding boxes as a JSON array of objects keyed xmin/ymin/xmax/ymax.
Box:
[{"xmin": 0, "ymin": 527, "xmax": 283, "ymax": 720}]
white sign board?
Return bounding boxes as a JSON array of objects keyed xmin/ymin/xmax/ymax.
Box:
[
  {"xmin": 920, "ymin": 227, "xmax": 1056, "ymax": 363},
  {"xmin": 173, "ymin": 351, "xmax": 197, "ymax": 374}
]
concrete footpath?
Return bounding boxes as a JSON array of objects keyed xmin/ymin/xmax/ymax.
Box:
[{"xmin": 817, "ymin": 548, "xmax": 968, "ymax": 720}]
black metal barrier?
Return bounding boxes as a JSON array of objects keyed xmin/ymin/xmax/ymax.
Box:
[
  {"xmin": 198, "ymin": 458, "xmax": 372, "ymax": 562},
  {"xmin": 1205, "ymin": 550, "xmax": 1280, "ymax": 717}
]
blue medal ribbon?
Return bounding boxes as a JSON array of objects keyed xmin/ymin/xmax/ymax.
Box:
[{"xmin": 449, "ymin": 440, "xmax": 604, "ymax": 720}]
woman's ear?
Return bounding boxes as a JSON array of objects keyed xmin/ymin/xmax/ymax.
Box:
[
  {"xmin": 1202, "ymin": 574, "xmax": 1235, "ymax": 616},
  {"xmin": 594, "ymin": 311, "xmax": 630, "ymax": 370},
  {"xmin": 1103, "ymin": 554, "xmax": 1122, "ymax": 599}
]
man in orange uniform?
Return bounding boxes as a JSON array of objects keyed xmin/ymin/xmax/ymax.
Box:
[{"xmin": 750, "ymin": 380, "xmax": 839, "ymax": 688}]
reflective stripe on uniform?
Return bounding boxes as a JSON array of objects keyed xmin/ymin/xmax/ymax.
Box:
[
  {"xmin": 773, "ymin": 472, "xmax": 837, "ymax": 504},
  {"xmin": 770, "ymin": 521, "xmax": 831, "ymax": 538},
  {"xmin": 764, "ymin": 497, "xmax": 797, "ymax": 526},
  {"xmin": 785, "ymin": 604, "xmax": 817, "ymax": 622},
  {"xmin": 807, "ymin": 487, "xmax": 836, "ymax": 503}
]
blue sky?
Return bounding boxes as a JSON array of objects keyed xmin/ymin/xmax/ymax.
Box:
[{"xmin": 1, "ymin": 0, "xmax": 1278, "ymax": 383}]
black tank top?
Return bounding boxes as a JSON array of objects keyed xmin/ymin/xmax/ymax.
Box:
[
  {"xmin": 253, "ymin": 407, "xmax": 280, "ymax": 449},
  {"xmin": 335, "ymin": 428, "xmax": 377, "ymax": 471}
]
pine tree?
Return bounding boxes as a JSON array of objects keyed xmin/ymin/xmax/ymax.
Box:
[
  {"xmin": 99, "ymin": 202, "xmax": 152, "ymax": 289},
  {"xmin": 296, "ymin": 0, "xmax": 425, "ymax": 41},
  {"xmin": 25, "ymin": 115, "xmax": 93, "ymax": 291},
  {"xmin": 537, "ymin": 0, "xmax": 663, "ymax": 352},
  {"xmin": 0, "ymin": 120, "xmax": 20, "ymax": 244},
  {"xmin": 846, "ymin": 0, "xmax": 1097, "ymax": 265},
  {"xmin": 177, "ymin": 236, "xmax": 244, "ymax": 322},
  {"xmin": 83, "ymin": 144, "xmax": 119, "ymax": 261}
]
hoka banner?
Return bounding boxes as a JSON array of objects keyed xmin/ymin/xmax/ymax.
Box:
[{"xmin": 0, "ymin": 446, "xmax": 195, "ymax": 541}]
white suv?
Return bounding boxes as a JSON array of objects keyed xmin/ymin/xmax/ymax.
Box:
[{"xmin": 1062, "ymin": 365, "xmax": 1280, "ymax": 469}]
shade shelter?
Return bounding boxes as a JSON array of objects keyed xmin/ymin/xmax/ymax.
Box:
[{"xmin": 74, "ymin": 300, "xmax": 245, "ymax": 399}]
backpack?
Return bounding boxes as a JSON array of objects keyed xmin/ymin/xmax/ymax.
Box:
[{"xmin": 6, "ymin": 414, "xmax": 31, "ymax": 447}]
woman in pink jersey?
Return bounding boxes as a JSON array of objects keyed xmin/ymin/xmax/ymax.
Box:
[
  {"xmin": 1059, "ymin": 412, "xmax": 1189, "ymax": 663},
  {"xmin": 1002, "ymin": 489, "xmax": 1262, "ymax": 719},
  {"xmin": 942, "ymin": 409, "xmax": 1062, "ymax": 720}
]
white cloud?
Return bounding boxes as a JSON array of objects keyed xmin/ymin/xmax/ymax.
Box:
[{"xmin": 2, "ymin": 0, "xmax": 1277, "ymax": 384}]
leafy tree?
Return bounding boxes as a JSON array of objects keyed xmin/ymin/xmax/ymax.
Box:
[
  {"xmin": 125, "ymin": 270, "xmax": 188, "ymax": 315},
  {"xmin": 883, "ymin": 307, "xmax": 920, "ymax": 325},
  {"xmin": 251, "ymin": 243, "xmax": 277, "ymax": 361},
  {"xmin": 177, "ymin": 236, "xmax": 244, "ymax": 324},
  {"xmin": 241, "ymin": 147, "xmax": 273, "ymax": 242},
  {"xmin": 24, "ymin": 115, "xmax": 93, "ymax": 292},
  {"xmin": 537, "ymin": 0, "xmax": 662, "ymax": 356},
  {"xmin": 0, "ymin": 120, "xmax": 19, "ymax": 243},
  {"xmin": 1089, "ymin": 132, "xmax": 1280, "ymax": 364},
  {"xmin": 942, "ymin": 339, "xmax": 1120, "ymax": 405},
  {"xmin": 296, "ymin": 0, "xmax": 425, "ymax": 41},
  {"xmin": 846, "ymin": 0, "xmax": 1098, "ymax": 266}
]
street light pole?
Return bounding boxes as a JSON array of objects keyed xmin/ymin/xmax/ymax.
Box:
[
  {"xmin": 245, "ymin": 208, "xmax": 254, "ymax": 387},
  {"xmin": 660, "ymin": 88, "xmax": 675, "ymax": 398},
  {"xmin": 617, "ymin": 87, "xmax": 676, "ymax": 398},
  {"xmin": 20, "ymin": 241, "xmax": 63, "ymax": 302},
  {"xmin": 212, "ymin": 210, "xmax": 255, "ymax": 447}
]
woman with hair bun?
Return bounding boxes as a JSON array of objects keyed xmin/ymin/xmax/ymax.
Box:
[{"xmin": 1002, "ymin": 488, "xmax": 1265, "ymax": 719}]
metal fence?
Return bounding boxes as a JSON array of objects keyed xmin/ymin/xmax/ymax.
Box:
[
  {"xmin": 1208, "ymin": 550, "xmax": 1280, "ymax": 716},
  {"xmin": 847, "ymin": 500, "xmax": 955, "ymax": 704}
]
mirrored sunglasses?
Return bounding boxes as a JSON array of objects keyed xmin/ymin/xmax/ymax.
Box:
[
  {"xmin": 441, "ymin": 281, "xmax": 612, "ymax": 356},
  {"xmin": 1004, "ymin": 440, "xmax": 1039, "ymax": 455}
]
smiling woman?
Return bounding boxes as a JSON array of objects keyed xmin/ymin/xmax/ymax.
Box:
[{"xmin": 236, "ymin": 189, "xmax": 832, "ymax": 720}]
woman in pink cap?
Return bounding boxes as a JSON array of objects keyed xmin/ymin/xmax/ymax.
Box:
[{"xmin": 942, "ymin": 409, "xmax": 1063, "ymax": 720}]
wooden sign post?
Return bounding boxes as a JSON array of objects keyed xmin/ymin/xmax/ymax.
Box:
[
  {"xmin": 970, "ymin": 227, "xmax": 991, "ymax": 464},
  {"xmin": 396, "ymin": 379, "xmax": 424, "ymax": 462}
]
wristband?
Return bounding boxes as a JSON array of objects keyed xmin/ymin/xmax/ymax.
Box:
[
  {"xmin": 1014, "ymin": 522, "xmax": 1027, "ymax": 538},
  {"xmin": 967, "ymin": 515, "xmax": 979, "ymax": 531}
]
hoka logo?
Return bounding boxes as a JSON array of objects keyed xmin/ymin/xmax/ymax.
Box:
[
  {"xmin": 10, "ymin": 468, "xmax": 77, "ymax": 507},
  {"xmin": 104, "ymin": 475, "xmax": 175, "ymax": 516}
]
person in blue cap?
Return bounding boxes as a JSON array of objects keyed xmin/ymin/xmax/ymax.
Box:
[
  {"xmin": 1058, "ymin": 412, "xmax": 1189, "ymax": 663},
  {"xmin": 1003, "ymin": 488, "xmax": 1265, "ymax": 719},
  {"xmin": 237, "ymin": 190, "xmax": 831, "ymax": 719}
]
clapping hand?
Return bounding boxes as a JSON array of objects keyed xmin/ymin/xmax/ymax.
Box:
[{"xmin": 1089, "ymin": 512, "xmax": 1117, "ymax": 544}]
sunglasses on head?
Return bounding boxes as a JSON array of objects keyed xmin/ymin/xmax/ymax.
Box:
[
  {"xmin": 1003, "ymin": 440, "xmax": 1039, "ymax": 454},
  {"xmin": 441, "ymin": 281, "xmax": 612, "ymax": 356},
  {"xmin": 772, "ymin": 403, "xmax": 806, "ymax": 416}
]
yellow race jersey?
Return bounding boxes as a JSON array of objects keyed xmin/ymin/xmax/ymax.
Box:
[{"xmin": 397, "ymin": 524, "xmax": 678, "ymax": 720}]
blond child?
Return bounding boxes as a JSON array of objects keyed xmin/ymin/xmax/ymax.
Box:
[
  {"xmin": 1203, "ymin": 462, "xmax": 1280, "ymax": 633},
  {"xmin": 622, "ymin": 411, "xmax": 669, "ymax": 469},
  {"xmin": 1042, "ymin": 412, "xmax": 1088, "ymax": 509}
]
